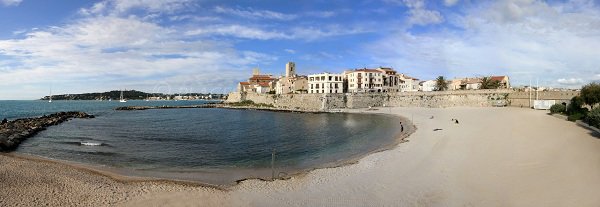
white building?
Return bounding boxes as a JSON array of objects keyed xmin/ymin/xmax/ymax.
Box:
[
  {"xmin": 255, "ymin": 82, "xmax": 271, "ymax": 94},
  {"xmin": 346, "ymin": 69, "xmax": 384, "ymax": 93},
  {"xmin": 398, "ymin": 74, "xmax": 420, "ymax": 92},
  {"xmin": 308, "ymin": 72, "xmax": 344, "ymax": 94},
  {"xmin": 421, "ymin": 80, "xmax": 437, "ymax": 92}
]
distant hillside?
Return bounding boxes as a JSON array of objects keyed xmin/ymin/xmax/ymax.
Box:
[{"xmin": 40, "ymin": 90, "xmax": 225, "ymax": 101}]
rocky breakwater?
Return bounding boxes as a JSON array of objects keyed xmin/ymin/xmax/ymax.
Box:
[
  {"xmin": 115, "ymin": 103, "xmax": 223, "ymax": 111},
  {"xmin": 0, "ymin": 112, "xmax": 94, "ymax": 151}
]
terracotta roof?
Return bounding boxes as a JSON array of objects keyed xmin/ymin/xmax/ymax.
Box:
[
  {"xmin": 352, "ymin": 68, "xmax": 383, "ymax": 73},
  {"xmin": 257, "ymin": 82, "xmax": 270, "ymax": 87},
  {"xmin": 239, "ymin": 82, "xmax": 250, "ymax": 85},
  {"xmin": 377, "ymin": 67, "xmax": 395, "ymax": 71},
  {"xmin": 490, "ymin": 76, "xmax": 507, "ymax": 82},
  {"xmin": 250, "ymin": 76, "xmax": 275, "ymax": 80}
]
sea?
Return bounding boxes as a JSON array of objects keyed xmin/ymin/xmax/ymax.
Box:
[{"xmin": 0, "ymin": 100, "xmax": 402, "ymax": 185}]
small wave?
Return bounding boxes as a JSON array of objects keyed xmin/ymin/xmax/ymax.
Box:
[{"xmin": 80, "ymin": 141, "xmax": 103, "ymax": 146}]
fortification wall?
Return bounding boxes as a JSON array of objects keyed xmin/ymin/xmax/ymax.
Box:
[
  {"xmin": 226, "ymin": 89, "xmax": 514, "ymax": 111},
  {"xmin": 225, "ymin": 92, "xmax": 243, "ymax": 103}
]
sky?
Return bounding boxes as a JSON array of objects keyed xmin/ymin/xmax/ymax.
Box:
[{"xmin": 1, "ymin": 0, "xmax": 600, "ymax": 99}]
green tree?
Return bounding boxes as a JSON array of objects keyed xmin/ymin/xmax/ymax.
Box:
[
  {"xmin": 434, "ymin": 76, "xmax": 448, "ymax": 91},
  {"xmin": 580, "ymin": 82, "xmax": 600, "ymax": 109},
  {"xmin": 567, "ymin": 95, "xmax": 586, "ymax": 115},
  {"xmin": 481, "ymin": 77, "xmax": 500, "ymax": 89}
]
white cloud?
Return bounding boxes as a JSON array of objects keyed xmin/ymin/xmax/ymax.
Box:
[
  {"xmin": 0, "ymin": 0, "xmax": 21, "ymax": 7},
  {"xmin": 385, "ymin": 0, "xmax": 445, "ymax": 26},
  {"xmin": 284, "ymin": 49, "xmax": 296, "ymax": 54},
  {"xmin": 444, "ymin": 0, "xmax": 459, "ymax": 7},
  {"xmin": 557, "ymin": 78, "xmax": 584, "ymax": 85},
  {"xmin": 408, "ymin": 8, "xmax": 444, "ymax": 25},
  {"xmin": 185, "ymin": 25, "xmax": 289, "ymax": 40},
  {"xmin": 80, "ymin": 0, "xmax": 193, "ymax": 16},
  {"xmin": 0, "ymin": 3, "xmax": 275, "ymax": 99},
  {"xmin": 214, "ymin": 6, "xmax": 297, "ymax": 21},
  {"xmin": 369, "ymin": 0, "xmax": 600, "ymax": 88},
  {"xmin": 305, "ymin": 11, "xmax": 337, "ymax": 18},
  {"xmin": 185, "ymin": 24, "xmax": 372, "ymax": 41}
]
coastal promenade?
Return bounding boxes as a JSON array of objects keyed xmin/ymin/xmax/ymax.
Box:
[{"xmin": 1, "ymin": 107, "xmax": 599, "ymax": 206}]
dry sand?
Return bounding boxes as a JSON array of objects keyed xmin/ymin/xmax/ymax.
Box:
[{"xmin": 1, "ymin": 107, "xmax": 600, "ymax": 207}]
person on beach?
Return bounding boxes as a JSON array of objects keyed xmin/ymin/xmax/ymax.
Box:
[
  {"xmin": 1, "ymin": 118, "xmax": 7, "ymax": 124},
  {"xmin": 400, "ymin": 121, "xmax": 404, "ymax": 132}
]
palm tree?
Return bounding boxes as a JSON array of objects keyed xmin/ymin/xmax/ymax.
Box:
[
  {"xmin": 481, "ymin": 77, "xmax": 500, "ymax": 89},
  {"xmin": 435, "ymin": 76, "xmax": 448, "ymax": 91}
]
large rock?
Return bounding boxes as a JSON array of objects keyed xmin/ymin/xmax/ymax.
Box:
[{"xmin": 0, "ymin": 111, "xmax": 94, "ymax": 151}]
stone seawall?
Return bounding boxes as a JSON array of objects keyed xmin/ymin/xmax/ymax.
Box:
[{"xmin": 227, "ymin": 90, "xmax": 513, "ymax": 111}]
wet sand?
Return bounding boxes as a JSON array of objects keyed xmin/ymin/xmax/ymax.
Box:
[{"xmin": 2, "ymin": 107, "xmax": 600, "ymax": 206}]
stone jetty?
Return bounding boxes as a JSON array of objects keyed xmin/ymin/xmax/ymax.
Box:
[
  {"xmin": 115, "ymin": 104, "xmax": 223, "ymax": 111},
  {"xmin": 0, "ymin": 112, "xmax": 94, "ymax": 151}
]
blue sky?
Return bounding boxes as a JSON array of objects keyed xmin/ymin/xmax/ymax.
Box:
[{"xmin": 1, "ymin": 0, "xmax": 600, "ymax": 99}]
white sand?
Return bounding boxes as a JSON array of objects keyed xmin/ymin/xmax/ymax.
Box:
[{"xmin": 2, "ymin": 107, "xmax": 600, "ymax": 207}]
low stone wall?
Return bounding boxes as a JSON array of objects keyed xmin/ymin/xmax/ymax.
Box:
[
  {"xmin": 507, "ymin": 91, "xmax": 579, "ymax": 107},
  {"xmin": 227, "ymin": 90, "xmax": 513, "ymax": 111}
]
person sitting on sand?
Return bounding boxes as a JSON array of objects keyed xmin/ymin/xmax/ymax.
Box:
[{"xmin": 455, "ymin": 119, "xmax": 459, "ymax": 124}]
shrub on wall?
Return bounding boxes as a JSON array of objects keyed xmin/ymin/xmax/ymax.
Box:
[
  {"xmin": 567, "ymin": 96, "xmax": 585, "ymax": 115},
  {"xmin": 568, "ymin": 113, "xmax": 586, "ymax": 122},
  {"xmin": 584, "ymin": 107, "xmax": 600, "ymax": 128},
  {"xmin": 549, "ymin": 104, "xmax": 566, "ymax": 114}
]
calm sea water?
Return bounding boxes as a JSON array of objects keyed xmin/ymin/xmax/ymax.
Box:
[{"xmin": 1, "ymin": 100, "xmax": 401, "ymax": 184}]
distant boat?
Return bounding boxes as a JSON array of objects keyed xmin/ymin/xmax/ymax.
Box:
[
  {"xmin": 119, "ymin": 90, "xmax": 127, "ymax": 103},
  {"xmin": 48, "ymin": 87, "xmax": 52, "ymax": 103}
]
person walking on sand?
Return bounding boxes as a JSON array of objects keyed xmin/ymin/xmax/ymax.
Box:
[{"xmin": 400, "ymin": 121, "xmax": 404, "ymax": 132}]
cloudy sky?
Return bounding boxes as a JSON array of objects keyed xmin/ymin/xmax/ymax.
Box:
[{"xmin": 1, "ymin": 0, "xmax": 599, "ymax": 99}]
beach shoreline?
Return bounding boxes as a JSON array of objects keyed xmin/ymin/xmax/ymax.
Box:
[
  {"xmin": 1, "ymin": 109, "xmax": 415, "ymax": 188},
  {"xmin": 2, "ymin": 107, "xmax": 600, "ymax": 207}
]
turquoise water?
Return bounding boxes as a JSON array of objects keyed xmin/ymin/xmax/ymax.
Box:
[{"xmin": 1, "ymin": 100, "xmax": 401, "ymax": 184}]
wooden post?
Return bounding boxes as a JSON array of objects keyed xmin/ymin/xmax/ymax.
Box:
[{"xmin": 271, "ymin": 149, "xmax": 275, "ymax": 181}]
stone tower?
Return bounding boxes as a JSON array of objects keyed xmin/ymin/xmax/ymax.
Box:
[
  {"xmin": 252, "ymin": 68, "xmax": 260, "ymax": 76},
  {"xmin": 285, "ymin": 62, "xmax": 296, "ymax": 77}
]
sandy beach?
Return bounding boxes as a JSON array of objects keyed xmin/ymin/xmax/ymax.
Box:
[{"xmin": 2, "ymin": 107, "xmax": 600, "ymax": 207}]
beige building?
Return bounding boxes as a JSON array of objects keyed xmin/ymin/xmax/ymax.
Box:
[
  {"xmin": 490, "ymin": 76, "xmax": 510, "ymax": 89},
  {"xmin": 237, "ymin": 68, "xmax": 276, "ymax": 94},
  {"xmin": 308, "ymin": 72, "xmax": 344, "ymax": 94},
  {"xmin": 375, "ymin": 67, "xmax": 402, "ymax": 92},
  {"xmin": 275, "ymin": 62, "xmax": 309, "ymax": 94},
  {"xmin": 448, "ymin": 79, "xmax": 463, "ymax": 90},
  {"xmin": 464, "ymin": 78, "xmax": 483, "ymax": 90},
  {"xmin": 346, "ymin": 69, "xmax": 385, "ymax": 93}
]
